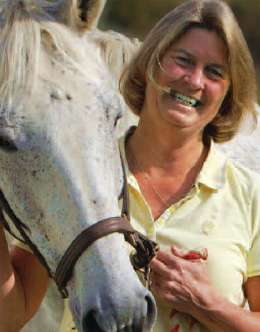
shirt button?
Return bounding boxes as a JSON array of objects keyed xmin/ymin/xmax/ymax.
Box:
[
  {"xmin": 201, "ymin": 220, "xmax": 216, "ymax": 235},
  {"xmin": 157, "ymin": 218, "xmax": 166, "ymax": 227},
  {"xmin": 147, "ymin": 227, "xmax": 155, "ymax": 237}
]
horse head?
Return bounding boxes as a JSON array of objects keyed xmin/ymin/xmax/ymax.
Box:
[{"xmin": 0, "ymin": 0, "xmax": 156, "ymax": 330}]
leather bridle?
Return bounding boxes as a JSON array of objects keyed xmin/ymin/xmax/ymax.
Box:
[{"xmin": 0, "ymin": 162, "xmax": 159, "ymax": 298}]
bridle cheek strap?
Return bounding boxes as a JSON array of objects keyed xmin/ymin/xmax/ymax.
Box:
[
  {"xmin": 54, "ymin": 216, "xmax": 136, "ymax": 298},
  {"xmin": 0, "ymin": 159, "xmax": 159, "ymax": 298}
]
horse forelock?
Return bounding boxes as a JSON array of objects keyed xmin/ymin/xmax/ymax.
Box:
[{"xmin": 0, "ymin": 0, "xmax": 102, "ymax": 114}]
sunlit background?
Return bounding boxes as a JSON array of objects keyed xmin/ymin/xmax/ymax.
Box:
[{"xmin": 99, "ymin": 0, "xmax": 259, "ymax": 102}]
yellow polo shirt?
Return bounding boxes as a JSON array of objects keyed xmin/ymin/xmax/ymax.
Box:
[
  {"xmin": 118, "ymin": 130, "xmax": 260, "ymax": 332},
  {"xmin": 14, "ymin": 131, "xmax": 260, "ymax": 332}
]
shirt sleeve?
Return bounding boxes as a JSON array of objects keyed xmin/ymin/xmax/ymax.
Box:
[{"xmin": 247, "ymin": 184, "xmax": 260, "ymax": 278}]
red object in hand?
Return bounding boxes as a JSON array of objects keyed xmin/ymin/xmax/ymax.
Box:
[{"xmin": 183, "ymin": 248, "xmax": 208, "ymax": 261}]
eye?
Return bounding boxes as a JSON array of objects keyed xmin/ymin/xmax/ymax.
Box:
[
  {"xmin": 0, "ymin": 137, "xmax": 18, "ymax": 151},
  {"xmin": 174, "ymin": 56, "xmax": 193, "ymax": 68},
  {"xmin": 162, "ymin": 54, "xmax": 191, "ymax": 71},
  {"xmin": 114, "ymin": 113, "xmax": 122, "ymax": 128},
  {"xmin": 177, "ymin": 56, "xmax": 189, "ymax": 63},
  {"xmin": 206, "ymin": 67, "xmax": 223, "ymax": 80}
]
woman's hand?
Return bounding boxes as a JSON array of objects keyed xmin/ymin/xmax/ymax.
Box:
[
  {"xmin": 150, "ymin": 246, "xmax": 260, "ymax": 332},
  {"xmin": 149, "ymin": 245, "xmax": 213, "ymax": 316}
]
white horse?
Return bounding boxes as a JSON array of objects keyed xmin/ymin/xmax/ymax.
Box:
[
  {"xmin": 0, "ymin": 0, "xmax": 157, "ymax": 331},
  {"xmin": 219, "ymin": 108, "xmax": 260, "ymax": 173}
]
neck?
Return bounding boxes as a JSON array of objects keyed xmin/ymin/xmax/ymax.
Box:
[
  {"xmin": 125, "ymin": 126, "xmax": 208, "ymax": 220},
  {"xmin": 131, "ymin": 122, "xmax": 207, "ymax": 174}
]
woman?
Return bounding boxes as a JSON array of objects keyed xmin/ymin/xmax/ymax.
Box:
[
  {"xmin": 118, "ymin": 0, "xmax": 260, "ymax": 331},
  {"xmin": 1, "ymin": 1, "xmax": 260, "ymax": 332}
]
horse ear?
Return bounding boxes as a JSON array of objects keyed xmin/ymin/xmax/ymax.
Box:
[
  {"xmin": 78, "ymin": 0, "xmax": 106, "ymax": 27},
  {"xmin": 57, "ymin": 0, "xmax": 106, "ymax": 33}
]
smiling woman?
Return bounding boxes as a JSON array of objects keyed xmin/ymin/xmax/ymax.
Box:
[
  {"xmin": 121, "ymin": 0, "xmax": 256, "ymax": 143},
  {"xmin": 118, "ymin": 0, "xmax": 260, "ymax": 331}
]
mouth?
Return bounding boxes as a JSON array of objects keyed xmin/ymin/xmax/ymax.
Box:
[{"xmin": 169, "ymin": 90, "xmax": 201, "ymax": 108}]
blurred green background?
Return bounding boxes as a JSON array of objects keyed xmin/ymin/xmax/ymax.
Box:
[{"xmin": 98, "ymin": 0, "xmax": 259, "ymax": 101}]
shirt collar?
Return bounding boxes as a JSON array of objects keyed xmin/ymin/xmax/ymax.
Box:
[
  {"xmin": 119, "ymin": 126, "xmax": 227, "ymax": 191},
  {"xmin": 197, "ymin": 140, "xmax": 227, "ymax": 190}
]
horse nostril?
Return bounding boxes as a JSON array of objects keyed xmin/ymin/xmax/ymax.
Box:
[
  {"xmin": 0, "ymin": 136, "xmax": 18, "ymax": 151},
  {"xmin": 144, "ymin": 294, "xmax": 157, "ymax": 331},
  {"xmin": 83, "ymin": 311, "xmax": 105, "ymax": 332}
]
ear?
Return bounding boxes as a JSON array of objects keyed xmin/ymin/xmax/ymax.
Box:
[
  {"xmin": 56, "ymin": 0, "xmax": 106, "ymax": 33},
  {"xmin": 78, "ymin": 0, "xmax": 106, "ymax": 27}
]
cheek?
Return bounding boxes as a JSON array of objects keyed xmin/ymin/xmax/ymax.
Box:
[
  {"xmin": 157, "ymin": 65, "xmax": 184, "ymax": 84},
  {"xmin": 144, "ymin": 85, "xmax": 159, "ymax": 110},
  {"xmin": 210, "ymin": 83, "xmax": 229, "ymax": 107}
]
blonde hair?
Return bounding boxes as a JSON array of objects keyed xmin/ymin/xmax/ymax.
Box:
[{"xmin": 120, "ymin": 0, "xmax": 257, "ymax": 143}]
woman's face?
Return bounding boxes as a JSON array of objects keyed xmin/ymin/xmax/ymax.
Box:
[{"xmin": 143, "ymin": 27, "xmax": 231, "ymax": 136}]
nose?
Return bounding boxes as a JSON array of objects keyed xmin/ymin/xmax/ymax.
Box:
[
  {"xmin": 83, "ymin": 293, "xmax": 156, "ymax": 332},
  {"xmin": 184, "ymin": 67, "xmax": 204, "ymax": 90}
]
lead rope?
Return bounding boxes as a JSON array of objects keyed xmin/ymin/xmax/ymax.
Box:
[{"xmin": 169, "ymin": 248, "xmax": 208, "ymax": 332}]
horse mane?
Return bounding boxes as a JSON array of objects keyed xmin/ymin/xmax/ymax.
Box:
[
  {"xmin": 0, "ymin": 0, "xmax": 94, "ymax": 112},
  {"xmin": 88, "ymin": 30, "xmax": 140, "ymax": 137},
  {"xmin": 89, "ymin": 29, "xmax": 140, "ymax": 86}
]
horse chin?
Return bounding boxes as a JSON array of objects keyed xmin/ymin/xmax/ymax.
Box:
[
  {"xmin": 82, "ymin": 299, "xmax": 155, "ymax": 332},
  {"xmin": 68, "ymin": 235, "xmax": 157, "ymax": 332}
]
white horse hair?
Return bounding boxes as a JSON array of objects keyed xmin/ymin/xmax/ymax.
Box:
[
  {"xmin": 0, "ymin": 0, "xmax": 101, "ymax": 111},
  {"xmin": 87, "ymin": 29, "xmax": 141, "ymax": 137},
  {"xmin": 0, "ymin": 0, "xmax": 157, "ymax": 331}
]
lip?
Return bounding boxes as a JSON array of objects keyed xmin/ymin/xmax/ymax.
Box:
[{"xmin": 166, "ymin": 97, "xmax": 197, "ymax": 115}]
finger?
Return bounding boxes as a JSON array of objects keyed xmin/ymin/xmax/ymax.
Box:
[
  {"xmin": 150, "ymin": 272, "xmax": 178, "ymax": 293},
  {"xmin": 149, "ymin": 276, "xmax": 179, "ymax": 305},
  {"xmin": 149, "ymin": 257, "xmax": 177, "ymax": 279},
  {"xmin": 171, "ymin": 245, "xmax": 187, "ymax": 258},
  {"xmin": 149, "ymin": 256, "xmax": 170, "ymax": 275},
  {"xmin": 153, "ymin": 250, "xmax": 180, "ymax": 267}
]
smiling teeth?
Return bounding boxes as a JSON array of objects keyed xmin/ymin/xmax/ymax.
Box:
[{"xmin": 174, "ymin": 93, "xmax": 197, "ymax": 107}]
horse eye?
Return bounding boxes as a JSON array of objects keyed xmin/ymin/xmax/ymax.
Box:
[
  {"xmin": 114, "ymin": 114, "xmax": 122, "ymax": 127},
  {"xmin": 0, "ymin": 137, "xmax": 18, "ymax": 151}
]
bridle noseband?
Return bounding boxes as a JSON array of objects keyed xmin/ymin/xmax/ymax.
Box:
[{"xmin": 0, "ymin": 162, "xmax": 159, "ymax": 298}]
